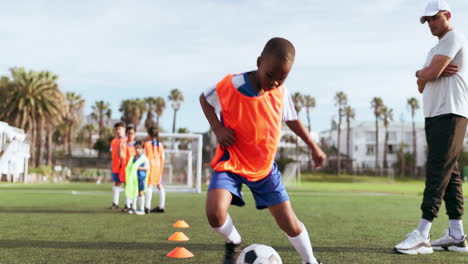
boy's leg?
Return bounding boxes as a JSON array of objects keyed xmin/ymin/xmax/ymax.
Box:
[
  {"xmin": 269, "ymin": 201, "xmax": 318, "ymax": 264},
  {"xmin": 206, "ymin": 189, "xmax": 241, "ymax": 242},
  {"xmin": 145, "ymin": 185, "xmax": 153, "ymax": 210},
  {"xmin": 110, "ymin": 172, "xmax": 121, "ymax": 209},
  {"xmin": 150, "ymin": 184, "xmax": 166, "ymax": 212},
  {"xmin": 207, "ymin": 188, "xmax": 242, "ymax": 264},
  {"xmin": 138, "ymin": 193, "xmax": 145, "ymax": 214},
  {"xmin": 158, "ymin": 184, "xmax": 166, "ymax": 210}
]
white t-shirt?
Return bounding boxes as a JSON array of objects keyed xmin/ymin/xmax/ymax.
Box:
[
  {"xmin": 422, "ymin": 30, "xmax": 468, "ymax": 118},
  {"xmin": 204, "ymin": 73, "xmax": 298, "ymax": 121}
]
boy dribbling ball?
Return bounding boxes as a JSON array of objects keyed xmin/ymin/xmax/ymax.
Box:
[{"xmin": 200, "ymin": 37, "xmax": 327, "ymax": 264}]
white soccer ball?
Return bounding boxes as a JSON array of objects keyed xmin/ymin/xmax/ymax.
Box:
[{"xmin": 236, "ymin": 244, "xmax": 283, "ymax": 264}]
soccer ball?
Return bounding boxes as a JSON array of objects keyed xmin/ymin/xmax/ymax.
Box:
[{"xmin": 236, "ymin": 244, "xmax": 283, "ymax": 264}]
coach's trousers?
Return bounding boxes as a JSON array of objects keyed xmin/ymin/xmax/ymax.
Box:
[{"xmin": 421, "ymin": 114, "xmax": 467, "ymax": 221}]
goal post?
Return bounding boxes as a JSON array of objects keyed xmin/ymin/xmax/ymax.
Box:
[{"xmin": 135, "ymin": 132, "xmax": 203, "ymax": 193}]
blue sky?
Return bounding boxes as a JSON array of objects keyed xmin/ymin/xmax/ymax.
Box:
[{"xmin": 1, "ymin": 0, "xmax": 468, "ymax": 133}]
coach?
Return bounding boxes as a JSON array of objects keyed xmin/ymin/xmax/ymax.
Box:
[{"xmin": 394, "ymin": 0, "xmax": 468, "ymax": 255}]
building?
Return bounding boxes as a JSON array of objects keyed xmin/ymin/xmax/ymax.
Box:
[
  {"xmin": 0, "ymin": 121, "xmax": 30, "ymax": 182},
  {"xmin": 320, "ymin": 120, "xmax": 427, "ymax": 170}
]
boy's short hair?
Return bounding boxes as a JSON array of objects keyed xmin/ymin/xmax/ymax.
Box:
[
  {"xmin": 126, "ymin": 125, "xmax": 135, "ymax": 133},
  {"xmin": 135, "ymin": 140, "xmax": 143, "ymax": 147},
  {"xmin": 114, "ymin": 121, "xmax": 125, "ymax": 129},
  {"xmin": 147, "ymin": 125, "xmax": 159, "ymax": 138},
  {"xmin": 261, "ymin": 37, "xmax": 295, "ymax": 62}
]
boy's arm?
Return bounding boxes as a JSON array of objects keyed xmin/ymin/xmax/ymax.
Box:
[
  {"xmin": 199, "ymin": 94, "xmax": 235, "ymax": 147},
  {"xmin": 285, "ymin": 119, "xmax": 327, "ymax": 168},
  {"xmin": 119, "ymin": 140, "xmax": 125, "ymax": 159}
]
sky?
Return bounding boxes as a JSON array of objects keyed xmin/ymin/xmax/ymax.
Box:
[{"xmin": 1, "ymin": 0, "xmax": 468, "ymax": 134}]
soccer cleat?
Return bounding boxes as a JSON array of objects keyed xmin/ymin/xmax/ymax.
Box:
[
  {"xmin": 108, "ymin": 203, "xmax": 119, "ymax": 210},
  {"xmin": 135, "ymin": 210, "xmax": 146, "ymax": 215},
  {"xmin": 393, "ymin": 229, "xmax": 433, "ymax": 255},
  {"xmin": 222, "ymin": 242, "xmax": 242, "ymax": 264},
  {"xmin": 150, "ymin": 206, "xmax": 165, "ymax": 213},
  {"xmin": 144, "ymin": 208, "xmax": 149, "ymax": 214},
  {"xmin": 121, "ymin": 205, "xmax": 130, "ymax": 213},
  {"xmin": 431, "ymin": 229, "xmax": 468, "ymax": 252}
]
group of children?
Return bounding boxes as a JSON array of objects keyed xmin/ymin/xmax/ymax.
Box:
[{"xmin": 109, "ymin": 123, "xmax": 166, "ymax": 215}]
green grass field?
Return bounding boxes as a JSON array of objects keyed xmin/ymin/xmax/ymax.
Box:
[{"xmin": 0, "ymin": 181, "xmax": 467, "ymax": 264}]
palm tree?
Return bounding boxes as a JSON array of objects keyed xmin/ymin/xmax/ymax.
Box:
[
  {"xmin": 344, "ymin": 105, "xmax": 355, "ymax": 172},
  {"xmin": 168, "ymin": 89, "xmax": 184, "ymax": 133},
  {"xmin": 382, "ymin": 106, "xmax": 393, "ymax": 170},
  {"xmin": 63, "ymin": 92, "xmax": 85, "ymax": 157},
  {"xmin": 38, "ymin": 71, "xmax": 67, "ymax": 167},
  {"xmin": 407, "ymin": 97, "xmax": 420, "ymax": 177},
  {"xmin": 303, "ymin": 95, "xmax": 316, "ymax": 133},
  {"xmin": 119, "ymin": 99, "xmax": 147, "ymax": 128},
  {"xmin": 154, "ymin": 96, "xmax": 166, "ymax": 127},
  {"xmin": 334, "ymin": 91, "xmax": 347, "ymax": 175},
  {"xmin": 291, "ymin": 92, "xmax": 304, "ymax": 162},
  {"xmin": 81, "ymin": 124, "xmax": 96, "ymax": 149},
  {"xmin": 144, "ymin": 97, "xmax": 157, "ymax": 130},
  {"xmin": 370, "ymin": 97, "xmax": 384, "ymax": 175},
  {"xmin": 2, "ymin": 68, "xmax": 66, "ymax": 167},
  {"xmin": 91, "ymin": 101, "xmax": 112, "ymax": 137},
  {"xmin": 176, "ymin": 127, "xmax": 191, "ymax": 150},
  {"xmin": 303, "ymin": 95, "xmax": 316, "ymax": 170}
]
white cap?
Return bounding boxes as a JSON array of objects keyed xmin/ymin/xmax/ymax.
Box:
[{"xmin": 420, "ymin": 0, "xmax": 451, "ymax": 24}]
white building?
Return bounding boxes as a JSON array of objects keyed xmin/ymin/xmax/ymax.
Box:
[
  {"xmin": 0, "ymin": 121, "xmax": 30, "ymax": 182},
  {"xmin": 319, "ymin": 121, "xmax": 427, "ymax": 169}
]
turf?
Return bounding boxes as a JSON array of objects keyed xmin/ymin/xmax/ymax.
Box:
[{"xmin": 0, "ymin": 182, "xmax": 467, "ymax": 264}]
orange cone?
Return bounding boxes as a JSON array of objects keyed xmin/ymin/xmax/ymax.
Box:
[
  {"xmin": 166, "ymin": 247, "xmax": 194, "ymax": 258},
  {"xmin": 173, "ymin": 220, "xmax": 190, "ymax": 228},
  {"xmin": 168, "ymin": 232, "xmax": 190, "ymax": 241}
]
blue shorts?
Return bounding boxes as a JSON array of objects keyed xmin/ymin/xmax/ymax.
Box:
[
  {"xmin": 112, "ymin": 173, "xmax": 121, "ymax": 183},
  {"xmin": 208, "ymin": 162, "xmax": 289, "ymax": 210},
  {"xmin": 138, "ymin": 178, "xmax": 146, "ymax": 192}
]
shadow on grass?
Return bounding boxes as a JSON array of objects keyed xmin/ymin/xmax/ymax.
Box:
[
  {"xmin": 0, "ymin": 239, "xmax": 391, "ymax": 254},
  {"xmin": 0, "ymin": 208, "xmax": 117, "ymax": 214},
  {"xmin": 0, "ymin": 240, "xmax": 219, "ymax": 251}
]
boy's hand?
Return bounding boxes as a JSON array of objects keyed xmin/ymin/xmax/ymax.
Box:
[
  {"xmin": 311, "ymin": 146, "xmax": 327, "ymax": 168},
  {"xmin": 441, "ymin": 64, "xmax": 459, "ymax": 77},
  {"xmin": 213, "ymin": 126, "xmax": 235, "ymax": 147}
]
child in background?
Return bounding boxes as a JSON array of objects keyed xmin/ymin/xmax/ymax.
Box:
[
  {"xmin": 122, "ymin": 125, "xmax": 136, "ymax": 213},
  {"xmin": 109, "ymin": 122, "xmax": 127, "ymax": 210},
  {"xmin": 125, "ymin": 141, "xmax": 149, "ymax": 215},
  {"xmin": 144, "ymin": 126, "xmax": 166, "ymax": 214}
]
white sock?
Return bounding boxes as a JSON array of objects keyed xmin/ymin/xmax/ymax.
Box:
[
  {"xmin": 211, "ymin": 214, "xmax": 242, "ymax": 244},
  {"xmin": 449, "ymin": 220, "xmax": 464, "ymax": 240},
  {"xmin": 131, "ymin": 199, "xmax": 137, "ymax": 211},
  {"xmin": 139, "ymin": 195, "xmax": 145, "ymax": 211},
  {"xmin": 126, "ymin": 197, "xmax": 132, "ymax": 208},
  {"xmin": 112, "ymin": 186, "xmax": 120, "ymax": 205},
  {"xmin": 159, "ymin": 186, "xmax": 165, "ymax": 209},
  {"xmin": 417, "ymin": 219, "xmax": 432, "ymax": 239},
  {"xmin": 287, "ymin": 223, "xmax": 317, "ymax": 264},
  {"xmin": 146, "ymin": 185, "xmax": 153, "ymax": 209}
]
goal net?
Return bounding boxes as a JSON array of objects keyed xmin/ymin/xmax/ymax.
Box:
[
  {"xmin": 135, "ymin": 132, "xmax": 203, "ymax": 193},
  {"xmin": 282, "ymin": 162, "xmax": 301, "ymax": 186}
]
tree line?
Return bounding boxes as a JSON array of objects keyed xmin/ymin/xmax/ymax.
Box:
[{"xmin": 0, "ymin": 68, "xmax": 185, "ymax": 167}]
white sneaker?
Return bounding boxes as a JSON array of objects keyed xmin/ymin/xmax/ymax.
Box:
[
  {"xmin": 431, "ymin": 229, "xmax": 468, "ymax": 252},
  {"xmin": 394, "ymin": 229, "xmax": 433, "ymax": 255},
  {"xmin": 135, "ymin": 210, "xmax": 145, "ymax": 215}
]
